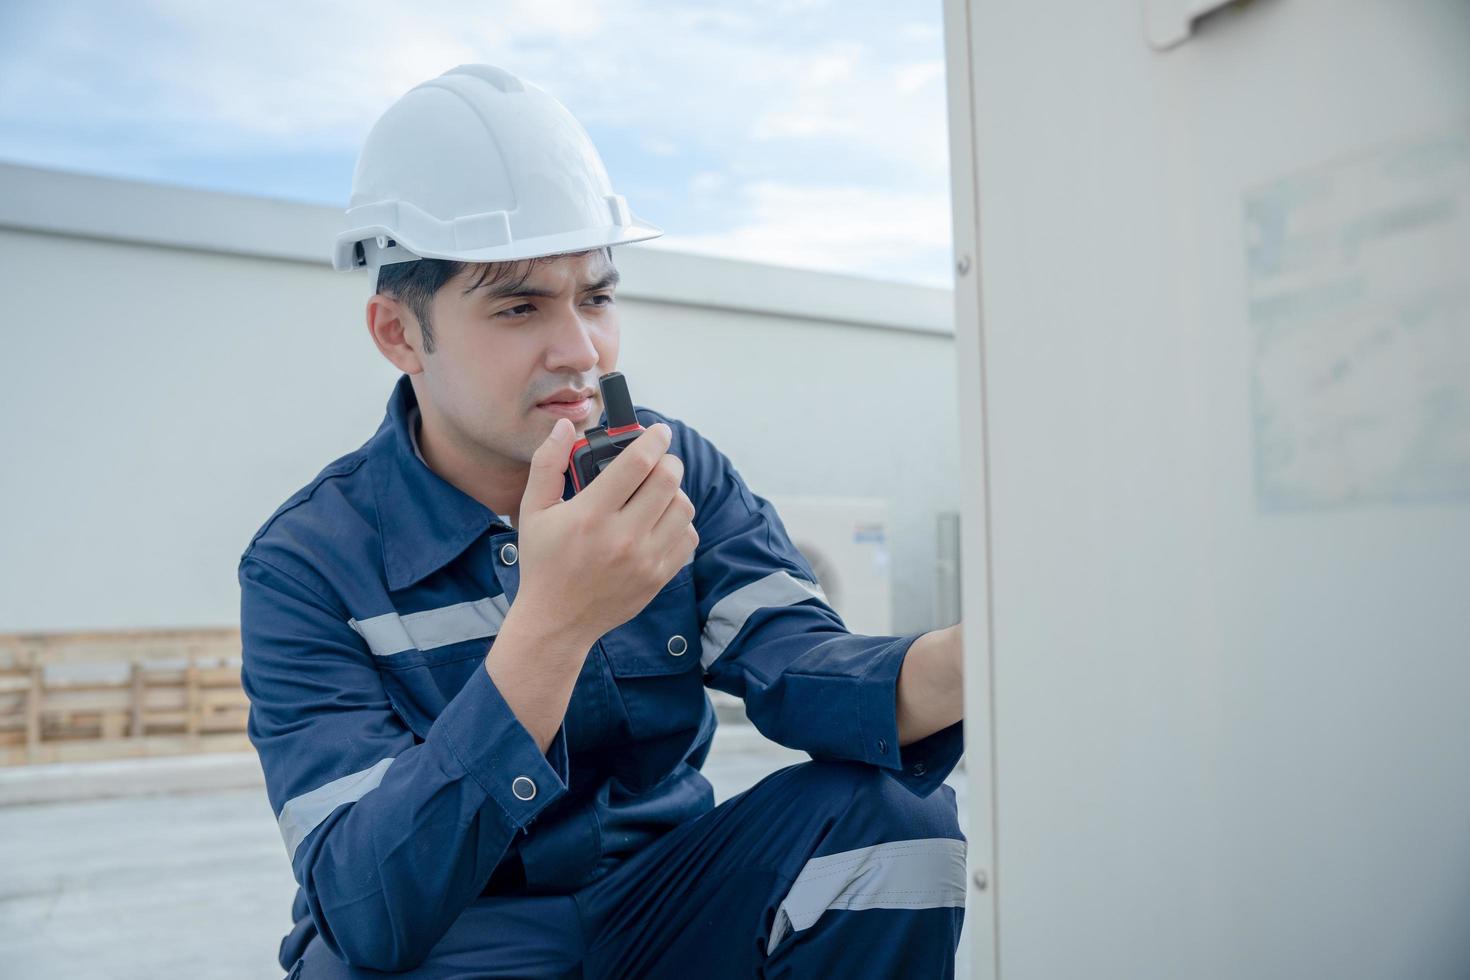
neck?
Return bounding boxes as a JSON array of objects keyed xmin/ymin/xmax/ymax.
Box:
[{"xmin": 414, "ymin": 404, "xmax": 527, "ymax": 527}]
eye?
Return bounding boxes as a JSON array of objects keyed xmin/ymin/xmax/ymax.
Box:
[
  {"xmin": 584, "ymin": 293, "xmax": 615, "ymax": 308},
  {"xmin": 496, "ymin": 303, "xmax": 536, "ymax": 318}
]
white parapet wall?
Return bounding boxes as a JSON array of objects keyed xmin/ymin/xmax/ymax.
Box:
[{"xmin": 0, "ymin": 161, "xmax": 959, "ymax": 637}]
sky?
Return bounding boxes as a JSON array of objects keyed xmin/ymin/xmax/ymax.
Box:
[{"xmin": 0, "ymin": 0, "xmax": 955, "ymax": 287}]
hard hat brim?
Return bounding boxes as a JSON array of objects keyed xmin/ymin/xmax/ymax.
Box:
[{"xmin": 335, "ymin": 218, "xmax": 662, "ymax": 272}]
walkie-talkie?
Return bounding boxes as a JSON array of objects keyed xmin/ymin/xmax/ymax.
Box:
[{"xmin": 567, "ymin": 372, "xmax": 645, "ymax": 494}]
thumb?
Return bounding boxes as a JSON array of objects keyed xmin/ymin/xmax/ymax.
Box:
[{"xmin": 522, "ymin": 417, "xmax": 575, "ymax": 515}]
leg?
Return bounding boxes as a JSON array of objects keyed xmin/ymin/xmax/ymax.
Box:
[
  {"xmin": 289, "ymin": 892, "xmax": 585, "ymax": 979},
  {"xmin": 576, "ymin": 760, "xmax": 966, "ymax": 979}
]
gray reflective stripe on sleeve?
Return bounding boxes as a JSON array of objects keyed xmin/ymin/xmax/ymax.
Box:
[
  {"xmin": 766, "ymin": 837, "xmax": 967, "ymax": 954},
  {"xmin": 278, "ymin": 757, "xmax": 396, "ymax": 862},
  {"xmin": 700, "ymin": 570, "xmax": 827, "ymax": 670},
  {"xmin": 349, "ymin": 594, "xmax": 511, "ymax": 657}
]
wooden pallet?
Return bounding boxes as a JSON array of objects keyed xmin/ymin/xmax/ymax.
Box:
[
  {"xmin": 0, "ymin": 628, "xmax": 252, "ymax": 766},
  {"xmin": 0, "ymin": 628, "xmax": 760, "ymax": 768}
]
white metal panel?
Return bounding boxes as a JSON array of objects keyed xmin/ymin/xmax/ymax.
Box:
[
  {"xmin": 943, "ymin": 0, "xmax": 999, "ymax": 976},
  {"xmin": 1145, "ymin": 0, "xmax": 1248, "ymax": 49},
  {"xmin": 948, "ymin": 0, "xmax": 1470, "ymax": 976}
]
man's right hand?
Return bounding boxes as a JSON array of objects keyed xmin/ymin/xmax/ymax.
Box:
[{"xmin": 514, "ymin": 418, "xmax": 699, "ymax": 646}]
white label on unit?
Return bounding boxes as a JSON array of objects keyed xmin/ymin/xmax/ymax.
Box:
[{"xmin": 1245, "ymin": 124, "xmax": 1470, "ymax": 512}]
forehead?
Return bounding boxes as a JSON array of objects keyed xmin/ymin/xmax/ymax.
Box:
[{"xmin": 453, "ymin": 249, "xmax": 615, "ymax": 296}]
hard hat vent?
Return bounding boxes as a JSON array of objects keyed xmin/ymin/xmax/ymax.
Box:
[{"xmin": 446, "ymin": 64, "xmax": 525, "ymax": 93}]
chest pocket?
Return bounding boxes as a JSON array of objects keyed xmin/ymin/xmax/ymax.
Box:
[{"xmin": 599, "ymin": 565, "xmax": 706, "ymax": 743}]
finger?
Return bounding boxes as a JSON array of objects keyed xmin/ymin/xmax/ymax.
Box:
[
  {"xmin": 521, "ymin": 417, "xmax": 575, "ymax": 515},
  {"xmin": 647, "ymin": 488, "xmax": 698, "ymax": 572},
  {"xmin": 622, "ymin": 452, "xmax": 684, "ymax": 533},
  {"xmin": 579, "ymin": 423, "xmax": 672, "ymax": 511}
]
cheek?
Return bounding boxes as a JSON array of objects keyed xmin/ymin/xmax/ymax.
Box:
[
  {"xmin": 596, "ymin": 319, "xmax": 620, "ymax": 371},
  {"xmin": 437, "ymin": 338, "xmax": 519, "ymax": 416}
]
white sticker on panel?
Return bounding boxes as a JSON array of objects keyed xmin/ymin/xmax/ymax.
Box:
[{"xmin": 1246, "ymin": 126, "xmax": 1470, "ymax": 511}]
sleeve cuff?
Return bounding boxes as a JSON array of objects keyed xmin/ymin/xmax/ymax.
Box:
[
  {"xmin": 857, "ymin": 634, "xmax": 966, "ymax": 798},
  {"xmin": 429, "ymin": 660, "xmax": 570, "ymax": 830}
]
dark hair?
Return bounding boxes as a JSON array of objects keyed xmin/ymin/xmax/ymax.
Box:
[{"xmin": 375, "ymin": 247, "xmax": 613, "ymax": 355}]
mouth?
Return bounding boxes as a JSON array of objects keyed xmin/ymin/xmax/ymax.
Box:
[
  {"xmin": 535, "ymin": 390, "xmax": 596, "ymax": 420},
  {"xmin": 536, "ymin": 388, "xmax": 596, "ymax": 407}
]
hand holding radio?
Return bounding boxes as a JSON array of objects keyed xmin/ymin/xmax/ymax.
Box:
[{"xmin": 514, "ymin": 373, "xmax": 698, "ymax": 645}]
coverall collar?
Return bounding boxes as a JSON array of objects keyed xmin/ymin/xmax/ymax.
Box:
[
  {"xmin": 369, "ymin": 373, "xmax": 599, "ymax": 591},
  {"xmin": 371, "ymin": 373, "xmax": 508, "ymax": 591}
]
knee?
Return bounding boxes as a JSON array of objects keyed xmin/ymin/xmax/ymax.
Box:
[
  {"xmin": 787, "ymin": 760, "xmax": 964, "ymax": 843},
  {"xmin": 289, "ymin": 936, "xmax": 363, "ymax": 980}
]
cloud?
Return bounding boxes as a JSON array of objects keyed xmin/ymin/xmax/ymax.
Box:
[
  {"xmin": 640, "ymin": 136, "xmax": 681, "ymax": 158},
  {"xmin": 901, "ymin": 21, "xmax": 942, "ymax": 42},
  {"xmin": 893, "ymin": 60, "xmax": 946, "ymax": 96},
  {"xmin": 0, "ymin": 0, "xmax": 609, "ymax": 146},
  {"xmin": 689, "ymin": 171, "xmax": 730, "ymax": 195},
  {"xmin": 648, "ymin": 180, "xmax": 953, "ymax": 287},
  {"xmin": 0, "ymin": 0, "xmax": 954, "ymax": 286}
]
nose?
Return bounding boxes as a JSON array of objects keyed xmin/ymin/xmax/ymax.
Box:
[{"xmin": 543, "ymin": 303, "xmax": 601, "ymax": 376}]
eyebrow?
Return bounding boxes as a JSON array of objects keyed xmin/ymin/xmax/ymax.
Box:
[{"xmin": 474, "ymin": 266, "xmax": 621, "ymax": 302}]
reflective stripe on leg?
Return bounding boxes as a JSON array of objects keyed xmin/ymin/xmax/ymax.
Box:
[{"xmin": 766, "ymin": 837, "xmax": 967, "ymax": 954}]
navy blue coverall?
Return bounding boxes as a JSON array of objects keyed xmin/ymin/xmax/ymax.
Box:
[{"xmin": 239, "ymin": 374, "xmax": 967, "ymax": 977}]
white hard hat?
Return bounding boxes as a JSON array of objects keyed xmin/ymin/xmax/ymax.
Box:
[{"xmin": 333, "ymin": 64, "xmax": 662, "ymax": 272}]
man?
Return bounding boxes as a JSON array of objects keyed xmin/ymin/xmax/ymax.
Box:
[{"xmin": 240, "ymin": 64, "xmax": 967, "ymax": 979}]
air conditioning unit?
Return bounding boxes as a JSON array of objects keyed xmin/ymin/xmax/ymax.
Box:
[{"xmin": 760, "ymin": 495, "xmax": 892, "ymax": 636}]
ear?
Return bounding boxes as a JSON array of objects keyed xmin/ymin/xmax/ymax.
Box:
[{"xmin": 366, "ymin": 293, "xmax": 425, "ymax": 375}]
